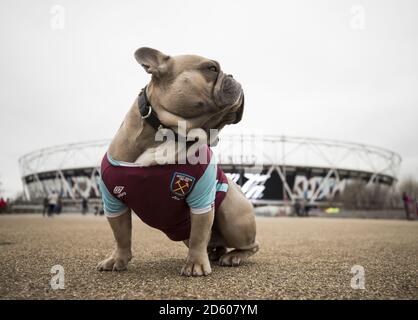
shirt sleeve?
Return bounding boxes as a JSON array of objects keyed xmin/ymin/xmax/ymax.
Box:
[
  {"xmin": 186, "ymin": 152, "xmax": 217, "ymax": 214},
  {"xmin": 98, "ymin": 178, "xmax": 128, "ymax": 218}
]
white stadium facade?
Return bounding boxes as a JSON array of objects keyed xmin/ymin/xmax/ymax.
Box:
[{"xmin": 18, "ymin": 134, "xmax": 402, "ymax": 206}]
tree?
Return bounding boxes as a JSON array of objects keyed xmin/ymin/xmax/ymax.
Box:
[
  {"xmin": 339, "ymin": 179, "xmax": 398, "ymax": 210},
  {"xmin": 398, "ymin": 177, "xmax": 418, "ymax": 199}
]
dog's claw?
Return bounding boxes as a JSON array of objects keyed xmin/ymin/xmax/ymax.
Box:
[
  {"xmin": 181, "ymin": 259, "xmax": 212, "ymax": 277},
  {"xmin": 97, "ymin": 251, "xmax": 132, "ymax": 271},
  {"xmin": 219, "ymin": 250, "xmax": 247, "ymax": 267},
  {"xmin": 180, "ymin": 263, "xmax": 193, "ymax": 277},
  {"xmin": 232, "ymin": 256, "xmax": 241, "ymax": 266}
]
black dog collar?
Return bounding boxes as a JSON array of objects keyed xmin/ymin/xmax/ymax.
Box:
[{"xmin": 138, "ymin": 86, "xmax": 167, "ymax": 132}]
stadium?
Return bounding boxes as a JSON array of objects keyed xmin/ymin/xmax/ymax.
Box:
[{"xmin": 18, "ymin": 134, "xmax": 402, "ymax": 206}]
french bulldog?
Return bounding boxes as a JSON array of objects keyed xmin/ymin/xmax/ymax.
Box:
[{"xmin": 97, "ymin": 47, "xmax": 259, "ymax": 276}]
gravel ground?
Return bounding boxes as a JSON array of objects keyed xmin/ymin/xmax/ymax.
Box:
[{"xmin": 0, "ymin": 214, "xmax": 417, "ymax": 300}]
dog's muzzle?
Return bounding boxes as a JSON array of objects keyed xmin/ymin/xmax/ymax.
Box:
[{"xmin": 214, "ymin": 73, "xmax": 243, "ymax": 108}]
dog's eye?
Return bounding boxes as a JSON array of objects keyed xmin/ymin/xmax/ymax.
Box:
[{"xmin": 208, "ymin": 65, "xmax": 218, "ymax": 72}]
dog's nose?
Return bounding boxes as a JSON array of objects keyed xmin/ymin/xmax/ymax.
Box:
[{"xmin": 227, "ymin": 74, "xmax": 234, "ymax": 78}]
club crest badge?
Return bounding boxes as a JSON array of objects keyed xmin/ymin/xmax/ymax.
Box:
[{"xmin": 170, "ymin": 172, "xmax": 195, "ymax": 198}]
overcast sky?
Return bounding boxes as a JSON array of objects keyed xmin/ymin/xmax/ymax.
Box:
[{"xmin": 0, "ymin": 0, "xmax": 417, "ymax": 197}]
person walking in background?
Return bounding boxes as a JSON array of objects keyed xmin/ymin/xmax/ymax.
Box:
[
  {"xmin": 81, "ymin": 197, "xmax": 89, "ymax": 214},
  {"xmin": 0, "ymin": 197, "xmax": 6, "ymax": 214},
  {"xmin": 56, "ymin": 193, "xmax": 63, "ymax": 214},
  {"xmin": 402, "ymin": 192, "xmax": 412, "ymax": 220},
  {"xmin": 416, "ymin": 200, "xmax": 418, "ymax": 218},
  {"xmin": 42, "ymin": 196, "xmax": 49, "ymax": 217},
  {"xmin": 47, "ymin": 191, "xmax": 58, "ymax": 217},
  {"xmin": 294, "ymin": 199, "xmax": 302, "ymax": 216},
  {"xmin": 302, "ymin": 190, "xmax": 310, "ymax": 217}
]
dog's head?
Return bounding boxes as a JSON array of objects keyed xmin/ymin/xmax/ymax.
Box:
[{"xmin": 134, "ymin": 47, "xmax": 244, "ymax": 137}]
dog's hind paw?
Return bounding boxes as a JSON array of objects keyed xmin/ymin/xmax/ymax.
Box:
[
  {"xmin": 207, "ymin": 246, "xmax": 227, "ymax": 262},
  {"xmin": 219, "ymin": 247, "xmax": 257, "ymax": 267},
  {"xmin": 219, "ymin": 251, "xmax": 243, "ymax": 267}
]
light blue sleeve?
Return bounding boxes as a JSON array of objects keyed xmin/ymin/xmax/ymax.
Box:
[
  {"xmin": 186, "ymin": 155, "xmax": 217, "ymax": 214},
  {"xmin": 98, "ymin": 179, "xmax": 128, "ymax": 217}
]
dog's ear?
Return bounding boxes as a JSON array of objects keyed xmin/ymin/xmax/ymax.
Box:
[
  {"xmin": 232, "ymin": 94, "xmax": 244, "ymax": 124},
  {"xmin": 134, "ymin": 47, "xmax": 170, "ymax": 78}
]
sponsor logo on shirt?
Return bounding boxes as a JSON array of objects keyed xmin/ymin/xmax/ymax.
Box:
[
  {"xmin": 113, "ymin": 186, "xmax": 124, "ymax": 194},
  {"xmin": 113, "ymin": 186, "xmax": 126, "ymax": 199},
  {"xmin": 170, "ymin": 172, "xmax": 195, "ymax": 198}
]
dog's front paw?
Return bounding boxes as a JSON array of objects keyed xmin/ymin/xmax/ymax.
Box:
[
  {"xmin": 180, "ymin": 253, "xmax": 212, "ymax": 277},
  {"xmin": 97, "ymin": 249, "xmax": 132, "ymax": 271}
]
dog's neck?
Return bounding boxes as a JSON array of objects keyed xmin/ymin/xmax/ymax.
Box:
[
  {"xmin": 108, "ymin": 86, "xmax": 192, "ymax": 165},
  {"xmin": 108, "ymin": 97, "xmax": 160, "ymax": 163}
]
